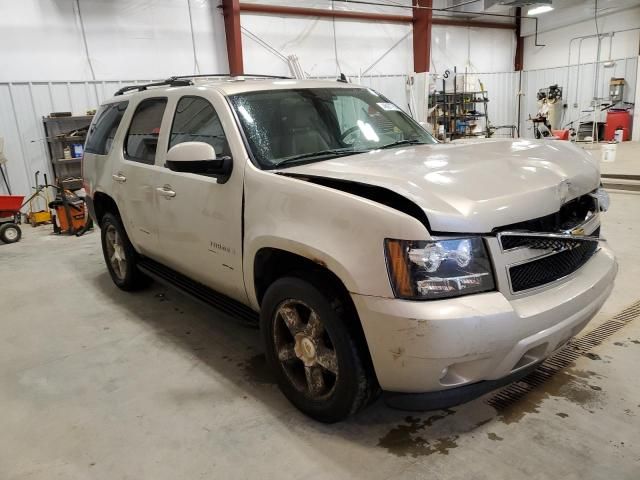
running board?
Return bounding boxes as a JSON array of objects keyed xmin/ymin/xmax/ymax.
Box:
[{"xmin": 137, "ymin": 257, "xmax": 259, "ymax": 327}]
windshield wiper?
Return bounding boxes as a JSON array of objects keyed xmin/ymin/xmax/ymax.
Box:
[
  {"xmin": 272, "ymin": 148, "xmax": 366, "ymax": 168},
  {"xmin": 379, "ymin": 139, "xmax": 426, "ymax": 149}
]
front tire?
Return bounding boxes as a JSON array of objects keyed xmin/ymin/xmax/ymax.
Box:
[
  {"xmin": 260, "ymin": 276, "xmax": 376, "ymax": 422},
  {"xmin": 100, "ymin": 213, "xmax": 150, "ymax": 291}
]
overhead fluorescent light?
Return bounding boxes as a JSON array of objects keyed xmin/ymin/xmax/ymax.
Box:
[{"xmin": 528, "ymin": 5, "xmax": 554, "ymax": 15}]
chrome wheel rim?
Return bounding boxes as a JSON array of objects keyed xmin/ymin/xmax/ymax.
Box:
[
  {"xmin": 273, "ymin": 300, "xmax": 339, "ymax": 400},
  {"xmin": 105, "ymin": 225, "xmax": 127, "ymax": 281}
]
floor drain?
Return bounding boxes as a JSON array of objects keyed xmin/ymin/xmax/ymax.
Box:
[{"xmin": 486, "ymin": 300, "xmax": 640, "ymax": 410}]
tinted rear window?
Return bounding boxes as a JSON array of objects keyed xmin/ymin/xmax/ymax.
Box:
[{"xmin": 85, "ymin": 101, "xmax": 128, "ymax": 155}]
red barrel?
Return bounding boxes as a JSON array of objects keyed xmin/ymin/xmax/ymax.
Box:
[{"xmin": 604, "ymin": 110, "xmax": 632, "ymax": 141}]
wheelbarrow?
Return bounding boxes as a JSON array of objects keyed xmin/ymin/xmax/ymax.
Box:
[{"xmin": 0, "ymin": 194, "xmax": 24, "ymax": 243}]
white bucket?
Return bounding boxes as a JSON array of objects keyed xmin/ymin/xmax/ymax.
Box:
[
  {"xmin": 601, "ymin": 143, "xmax": 617, "ymax": 163},
  {"xmin": 614, "ymin": 128, "xmax": 624, "ymax": 143}
]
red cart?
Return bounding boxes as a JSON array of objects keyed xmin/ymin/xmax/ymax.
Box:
[{"xmin": 0, "ymin": 195, "xmax": 24, "ymax": 243}]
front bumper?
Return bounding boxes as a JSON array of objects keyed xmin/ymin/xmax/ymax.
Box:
[{"xmin": 352, "ymin": 245, "xmax": 617, "ymax": 393}]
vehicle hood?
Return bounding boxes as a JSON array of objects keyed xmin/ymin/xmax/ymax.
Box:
[{"xmin": 282, "ymin": 139, "xmax": 600, "ymax": 233}]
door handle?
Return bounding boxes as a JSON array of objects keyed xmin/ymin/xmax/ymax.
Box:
[
  {"xmin": 156, "ymin": 186, "xmax": 176, "ymax": 198},
  {"xmin": 112, "ymin": 173, "xmax": 127, "ymax": 183}
]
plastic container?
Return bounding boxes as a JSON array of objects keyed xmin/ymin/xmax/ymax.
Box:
[
  {"xmin": 604, "ymin": 109, "xmax": 631, "ymax": 141},
  {"xmin": 601, "ymin": 143, "xmax": 617, "ymax": 163},
  {"xmin": 552, "ymin": 129, "xmax": 570, "ymax": 140},
  {"xmin": 72, "ymin": 143, "xmax": 83, "ymax": 158},
  {"xmin": 614, "ymin": 129, "xmax": 624, "ymax": 143}
]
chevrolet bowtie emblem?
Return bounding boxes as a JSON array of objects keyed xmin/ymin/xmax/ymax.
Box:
[{"xmin": 571, "ymin": 227, "xmax": 586, "ymax": 236}]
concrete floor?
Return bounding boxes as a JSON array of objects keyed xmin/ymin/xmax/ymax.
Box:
[
  {"xmin": 587, "ymin": 141, "xmax": 640, "ymax": 177},
  {"xmin": 1, "ymin": 191, "xmax": 640, "ymax": 480}
]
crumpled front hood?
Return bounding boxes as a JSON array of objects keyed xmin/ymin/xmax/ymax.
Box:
[{"xmin": 283, "ymin": 139, "xmax": 600, "ymax": 233}]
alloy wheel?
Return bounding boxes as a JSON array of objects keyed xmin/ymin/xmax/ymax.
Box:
[
  {"xmin": 105, "ymin": 224, "xmax": 127, "ymax": 281},
  {"xmin": 273, "ymin": 300, "xmax": 339, "ymax": 399}
]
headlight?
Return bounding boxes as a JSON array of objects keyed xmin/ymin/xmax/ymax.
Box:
[{"xmin": 385, "ymin": 237, "xmax": 495, "ymax": 299}]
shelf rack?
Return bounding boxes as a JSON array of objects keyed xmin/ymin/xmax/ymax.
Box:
[
  {"xmin": 428, "ymin": 70, "xmax": 491, "ymax": 140},
  {"xmin": 43, "ymin": 114, "xmax": 93, "ymax": 188}
]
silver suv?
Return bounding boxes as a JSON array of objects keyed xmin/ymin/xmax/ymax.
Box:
[{"xmin": 82, "ymin": 75, "xmax": 617, "ymax": 422}]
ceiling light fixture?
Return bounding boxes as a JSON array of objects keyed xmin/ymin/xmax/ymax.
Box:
[{"xmin": 528, "ymin": 5, "xmax": 554, "ymax": 15}]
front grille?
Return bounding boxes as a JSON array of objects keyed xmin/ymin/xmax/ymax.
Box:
[{"xmin": 509, "ymin": 241, "xmax": 598, "ymax": 292}]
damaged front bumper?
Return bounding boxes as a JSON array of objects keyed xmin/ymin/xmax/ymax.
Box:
[{"xmin": 352, "ymin": 245, "xmax": 617, "ymax": 408}]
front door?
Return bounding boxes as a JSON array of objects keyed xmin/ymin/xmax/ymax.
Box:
[{"xmin": 153, "ymin": 95, "xmax": 247, "ymax": 303}]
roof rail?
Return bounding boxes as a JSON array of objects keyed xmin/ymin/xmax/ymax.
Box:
[
  {"xmin": 174, "ymin": 73, "xmax": 293, "ymax": 80},
  {"xmin": 113, "ymin": 74, "xmax": 293, "ymax": 96},
  {"xmin": 114, "ymin": 77, "xmax": 191, "ymax": 96}
]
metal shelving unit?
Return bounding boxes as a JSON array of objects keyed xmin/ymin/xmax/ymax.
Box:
[
  {"xmin": 43, "ymin": 115, "xmax": 93, "ymax": 189},
  {"xmin": 428, "ymin": 72, "xmax": 490, "ymax": 140}
]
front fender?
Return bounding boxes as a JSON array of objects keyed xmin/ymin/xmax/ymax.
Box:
[{"xmin": 243, "ymin": 167, "xmax": 429, "ymax": 308}]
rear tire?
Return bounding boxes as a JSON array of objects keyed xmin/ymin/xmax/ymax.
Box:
[
  {"xmin": 260, "ymin": 276, "xmax": 376, "ymax": 423},
  {"xmin": 100, "ymin": 212, "xmax": 150, "ymax": 291},
  {"xmin": 0, "ymin": 223, "xmax": 21, "ymax": 243}
]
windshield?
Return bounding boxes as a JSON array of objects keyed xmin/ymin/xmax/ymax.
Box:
[{"xmin": 229, "ymin": 87, "xmax": 436, "ymax": 169}]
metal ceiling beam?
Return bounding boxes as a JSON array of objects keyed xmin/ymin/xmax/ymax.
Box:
[
  {"xmin": 238, "ymin": 3, "xmax": 412, "ymax": 23},
  {"xmin": 432, "ymin": 17, "xmax": 514, "ymax": 29},
  {"xmin": 238, "ymin": 3, "xmax": 515, "ymax": 29},
  {"xmin": 222, "ymin": 0, "xmax": 244, "ymax": 75}
]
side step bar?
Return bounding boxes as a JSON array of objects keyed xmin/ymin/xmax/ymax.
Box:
[{"xmin": 137, "ymin": 257, "xmax": 259, "ymax": 327}]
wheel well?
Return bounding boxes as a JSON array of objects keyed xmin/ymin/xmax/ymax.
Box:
[
  {"xmin": 254, "ymin": 248, "xmax": 378, "ymax": 385},
  {"xmin": 93, "ymin": 192, "xmax": 120, "ymax": 226}
]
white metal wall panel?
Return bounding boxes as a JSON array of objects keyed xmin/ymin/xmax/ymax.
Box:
[
  {"xmin": 0, "ymin": 80, "xmax": 152, "ymax": 196},
  {"xmin": 475, "ymin": 72, "xmax": 521, "ymax": 134},
  {"xmin": 520, "ymin": 57, "xmax": 638, "ymax": 138}
]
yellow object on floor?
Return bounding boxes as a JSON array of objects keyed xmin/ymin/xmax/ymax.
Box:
[{"xmin": 28, "ymin": 210, "xmax": 52, "ymax": 226}]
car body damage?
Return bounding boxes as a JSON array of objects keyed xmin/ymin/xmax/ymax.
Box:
[
  {"xmin": 242, "ymin": 164, "xmax": 429, "ymax": 307},
  {"xmin": 282, "ymin": 138, "xmax": 601, "ymax": 233},
  {"xmin": 276, "ymin": 172, "xmax": 431, "ymax": 231}
]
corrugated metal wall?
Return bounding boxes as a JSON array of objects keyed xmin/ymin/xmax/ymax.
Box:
[
  {"xmin": 520, "ymin": 57, "xmax": 638, "ymax": 138},
  {"xmin": 0, "ymin": 80, "xmax": 156, "ymax": 196},
  {"xmin": 475, "ymin": 72, "xmax": 521, "ymax": 135}
]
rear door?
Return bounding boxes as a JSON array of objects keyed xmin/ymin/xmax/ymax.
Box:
[
  {"xmin": 153, "ymin": 94, "xmax": 247, "ymax": 303},
  {"xmin": 82, "ymin": 100, "xmax": 128, "ymax": 200},
  {"xmin": 112, "ymin": 97, "xmax": 170, "ymax": 257}
]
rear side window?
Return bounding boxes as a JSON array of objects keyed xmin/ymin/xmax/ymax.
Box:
[
  {"xmin": 169, "ymin": 96, "xmax": 230, "ymax": 157},
  {"xmin": 125, "ymin": 98, "xmax": 167, "ymax": 164},
  {"xmin": 84, "ymin": 101, "xmax": 128, "ymax": 155}
]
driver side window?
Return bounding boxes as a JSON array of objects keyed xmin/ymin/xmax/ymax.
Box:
[{"xmin": 169, "ymin": 96, "xmax": 230, "ymax": 157}]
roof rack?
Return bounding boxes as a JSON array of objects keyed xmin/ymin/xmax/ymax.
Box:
[
  {"xmin": 113, "ymin": 74, "xmax": 293, "ymax": 96},
  {"xmin": 174, "ymin": 73, "xmax": 293, "ymax": 80}
]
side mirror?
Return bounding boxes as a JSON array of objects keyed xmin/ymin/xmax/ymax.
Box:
[{"xmin": 166, "ymin": 141, "xmax": 232, "ymax": 183}]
